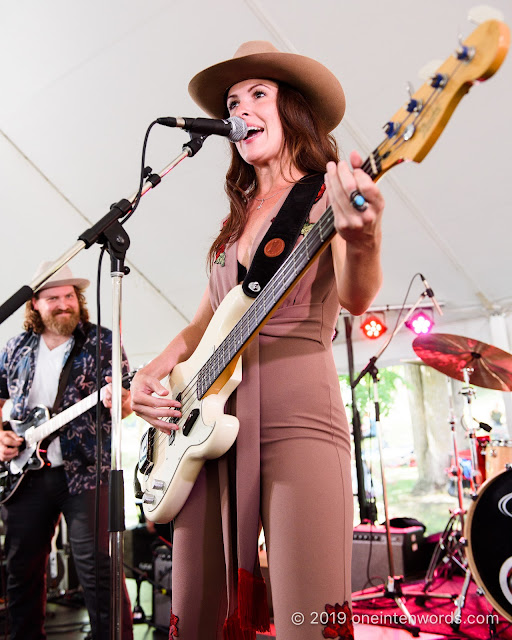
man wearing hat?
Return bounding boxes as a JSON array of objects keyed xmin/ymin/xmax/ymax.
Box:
[{"xmin": 0, "ymin": 263, "xmax": 134, "ymax": 640}]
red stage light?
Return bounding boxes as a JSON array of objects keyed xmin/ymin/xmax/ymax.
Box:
[
  {"xmin": 405, "ymin": 310, "xmax": 434, "ymax": 335},
  {"xmin": 361, "ymin": 314, "xmax": 387, "ymax": 340}
]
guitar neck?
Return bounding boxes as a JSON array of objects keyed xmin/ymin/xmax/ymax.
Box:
[
  {"xmin": 25, "ymin": 386, "xmax": 107, "ymax": 447},
  {"xmin": 198, "ymin": 204, "xmax": 339, "ymax": 397}
]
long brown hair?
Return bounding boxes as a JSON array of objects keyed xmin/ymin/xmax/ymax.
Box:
[
  {"xmin": 23, "ymin": 287, "xmax": 90, "ymax": 334},
  {"xmin": 208, "ymin": 81, "xmax": 340, "ymax": 267}
]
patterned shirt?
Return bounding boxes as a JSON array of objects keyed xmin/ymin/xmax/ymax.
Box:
[{"xmin": 0, "ymin": 322, "xmax": 129, "ymax": 495}]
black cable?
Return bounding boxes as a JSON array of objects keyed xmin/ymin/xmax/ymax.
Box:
[
  {"xmin": 0, "ymin": 533, "xmax": 8, "ymax": 640},
  {"xmin": 119, "ymin": 120, "xmax": 159, "ymax": 226},
  {"xmin": 385, "ymin": 272, "xmax": 423, "ymax": 352}
]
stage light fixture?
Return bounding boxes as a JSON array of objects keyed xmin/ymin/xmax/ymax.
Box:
[
  {"xmin": 360, "ymin": 313, "xmax": 387, "ymax": 340},
  {"xmin": 405, "ymin": 310, "xmax": 434, "ymax": 335}
]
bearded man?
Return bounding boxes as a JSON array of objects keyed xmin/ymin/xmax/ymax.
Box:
[{"xmin": 0, "ymin": 262, "xmax": 133, "ymax": 640}]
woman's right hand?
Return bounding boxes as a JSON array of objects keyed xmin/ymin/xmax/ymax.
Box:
[{"xmin": 130, "ymin": 369, "xmax": 182, "ymax": 433}]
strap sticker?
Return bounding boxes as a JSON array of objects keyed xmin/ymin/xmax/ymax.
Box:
[{"xmin": 264, "ymin": 238, "xmax": 285, "ymax": 258}]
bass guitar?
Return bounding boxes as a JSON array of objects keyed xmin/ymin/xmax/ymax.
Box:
[
  {"xmin": 136, "ymin": 19, "xmax": 510, "ymax": 523},
  {"xmin": 0, "ymin": 371, "xmax": 135, "ymax": 504}
]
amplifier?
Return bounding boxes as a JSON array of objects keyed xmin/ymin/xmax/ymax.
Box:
[
  {"xmin": 352, "ymin": 524, "xmax": 426, "ymax": 593},
  {"xmin": 124, "ymin": 525, "xmax": 156, "ymax": 579},
  {"xmin": 152, "ymin": 546, "xmax": 173, "ymax": 629}
]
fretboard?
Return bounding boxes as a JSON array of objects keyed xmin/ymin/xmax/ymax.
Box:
[
  {"xmin": 197, "ymin": 206, "xmax": 337, "ymax": 398},
  {"xmin": 25, "ymin": 387, "xmax": 107, "ymax": 447},
  {"xmin": 196, "ymin": 156, "xmax": 380, "ymax": 399}
]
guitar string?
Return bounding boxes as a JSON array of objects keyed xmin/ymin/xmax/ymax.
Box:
[{"xmin": 147, "ymin": 58, "xmax": 467, "ymax": 450}]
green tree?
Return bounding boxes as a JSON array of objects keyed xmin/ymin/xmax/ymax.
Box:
[{"xmin": 339, "ymin": 367, "xmax": 404, "ymax": 419}]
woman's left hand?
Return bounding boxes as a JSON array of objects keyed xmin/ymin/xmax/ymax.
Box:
[{"xmin": 325, "ymin": 150, "xmax": 384, "ymax": 246}]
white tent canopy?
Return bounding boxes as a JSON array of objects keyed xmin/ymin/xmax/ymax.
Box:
[{"xmin": 1, "ymin": 0, "xmax": 511, "ymax": 388}]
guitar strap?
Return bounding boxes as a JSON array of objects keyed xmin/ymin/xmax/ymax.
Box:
[
  {"xmin": 242, "ymin": 173, "xmax": 325, "ymax": 298},
  {"xmin": 51, "ymin": 324, "xmax": 88, "ymax": 415}
]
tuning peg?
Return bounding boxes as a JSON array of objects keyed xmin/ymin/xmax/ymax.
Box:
[
  {"xmin": 405, "ymin": 82, "xmax": 423, "ymax": 113},
  {"xmin": 456, "ymin": 34, "xmax": 476, "ymax": 61},
  {"xmin": 383, "ymin": 121, "xmax": 400, "ymax": 138},
  {"xmin": 417, "ymin": 59, "xmax": 444, "ymax": 82},
  {"xmin": 467, "ymin": 4, "xmax": 504, "ymax": 26}
]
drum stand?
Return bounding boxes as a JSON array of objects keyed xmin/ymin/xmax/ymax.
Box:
[{"xmin": 422, "ymin": 371, "xmax": 481, "ymax": 630}]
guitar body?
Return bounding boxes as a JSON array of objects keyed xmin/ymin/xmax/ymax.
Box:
[
  {"xmin": 0, "ymin": 406, "xmax": 54, "ymax": 504},
  {"xmin": 138, "ymin": 285, "xmax": 255, "ymax": 523},
  {"xmin": 0, "ymin": 371, "xmax": 135, "ymax": 505}
]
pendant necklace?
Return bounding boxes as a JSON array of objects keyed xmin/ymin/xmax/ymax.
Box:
[{"xmin": 253, "ymin": 186, "xmax": 289, "ymax": 210}]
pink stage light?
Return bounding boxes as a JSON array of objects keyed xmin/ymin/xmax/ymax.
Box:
[{"xmin": 405, "ymin": 310, "xmax": 434, "ymax": 335}]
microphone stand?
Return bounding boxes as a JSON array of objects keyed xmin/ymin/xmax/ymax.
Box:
[
  {"xmin": 344, "ymin": 316, "xmax": 378, "ymax": 524},
  {"xmin": 0, "ymin": 132, "xmax": 210, "ymax": 640},
  {"xmin": 351, "ymin": 291, "xmax": 440, "ymax": 637}
]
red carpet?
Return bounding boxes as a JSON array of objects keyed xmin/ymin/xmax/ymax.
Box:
[{"xmin": 352, "ymin": 575, "xmax": 512, "ymax": 638}]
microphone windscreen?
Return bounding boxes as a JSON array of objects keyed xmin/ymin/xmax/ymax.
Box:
[{"xmin": 228, "ymin": 117, "xmax": 247, "ymax": 142}]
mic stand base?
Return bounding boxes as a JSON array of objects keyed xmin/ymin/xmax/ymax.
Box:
[{"xmin": 353, "ymin": 576, "xmax": 421, "ymax": 637}]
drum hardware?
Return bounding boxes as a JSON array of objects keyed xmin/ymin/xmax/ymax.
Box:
[
  {"xmin": 413, "ymin": 333, "xmax": 512, "ymax": 630},
  {"xmin": 418, "ymin": 386, "xmax": 470, "ymax": 621}
]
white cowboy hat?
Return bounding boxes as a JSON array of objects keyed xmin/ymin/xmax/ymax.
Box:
[{"xmin": 32, "ymin": 261, "xmax": 90, "ymax": 292}]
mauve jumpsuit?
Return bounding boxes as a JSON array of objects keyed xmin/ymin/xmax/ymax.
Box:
[{"xmin": 170, "ymin": 187, "xmax": 353, "ymax": 639}]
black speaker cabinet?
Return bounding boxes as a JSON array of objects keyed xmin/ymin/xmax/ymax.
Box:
[
  {"xmin": 123, "ymin": 525, "xmax": 157, "ymax": 579},
  {"xmin": 152, "ymin": 546, "xmax": 172, "ymax": 629},
  {"xmin": 352, "ymin": 524, "xmax": 426, "ymax": 593}
]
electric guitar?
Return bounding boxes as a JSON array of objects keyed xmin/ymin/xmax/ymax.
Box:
[
  {"xmin": 0, "ymin": 371, "xmax": 135, "ymax": 504},
  {"xmin": 136, "ymin": 19, "xmax": 510, "ymax": 523}
]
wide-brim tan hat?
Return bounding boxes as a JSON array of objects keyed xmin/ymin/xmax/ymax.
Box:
[
  {"xmin": 32, "ymin": 261, "xmax": 90, "ymax": 292},
  {"xmin": 188, "ymin": 41, "xmax": 345, "ymax": 133}
]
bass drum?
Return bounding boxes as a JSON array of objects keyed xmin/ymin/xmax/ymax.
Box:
[{"xmin": 467, "ymin": 468, "xmax": 512, "ymax": 623}]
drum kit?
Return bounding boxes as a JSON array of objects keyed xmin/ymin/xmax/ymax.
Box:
[{"xmin": 412, "ymin": 333, "xmax": 512, "ymax": 628}]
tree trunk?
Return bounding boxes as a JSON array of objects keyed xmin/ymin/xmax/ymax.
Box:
[{"xmin": 404, "ymin": 364, "xmax": 451, "ymax": 493}]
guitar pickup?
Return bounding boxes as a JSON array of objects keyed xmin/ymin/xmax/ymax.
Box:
[
  {"xmin": 182, "ymin": 409, "xmax": 200, "ymax": 436},
  {"xmin": 138, "ymin": 428, "xmax": 155, "ymax": 474}
]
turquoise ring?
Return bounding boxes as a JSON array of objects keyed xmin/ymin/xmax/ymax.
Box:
[{"xmin": 350, "ymin": 190, "xmax": 368, "ymax": 212}]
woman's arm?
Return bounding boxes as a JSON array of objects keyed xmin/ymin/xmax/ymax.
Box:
[
  {"xmin": 326, "ymin": 150, "xmax": 385, "ymax": 315},
  {"xmin": 130, "ymin": 287, "xmax": 214, "ymax": 431}
]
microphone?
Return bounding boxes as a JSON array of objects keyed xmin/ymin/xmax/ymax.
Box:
[
  {"xmin": 156, "ymin": 116, "xmax": 247, "ymax": 142},
  {"xmin": 420, "ymin": 273, "xmax": 443, "ymax": 316}
]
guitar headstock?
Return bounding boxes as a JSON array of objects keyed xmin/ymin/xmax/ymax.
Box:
[
  {"xmin": 364, "ymin": 20, "xmax": 510, "ymax": 182},
  {"xmin": 122, "ymin": 368, "xmax": 141, "ymax": 389}
]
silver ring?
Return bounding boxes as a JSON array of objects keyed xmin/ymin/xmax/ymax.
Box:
[{"xmin": 350, "ymin": 190, "xmax": 368, "ymax": 212}]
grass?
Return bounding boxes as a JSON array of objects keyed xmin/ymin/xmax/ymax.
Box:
[{"xmin": 354, "ymin": 464, "xmax": 470, "ymax": 536}]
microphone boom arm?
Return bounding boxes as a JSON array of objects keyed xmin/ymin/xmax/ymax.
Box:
[{"xmin": 0, "ymin": 133, "xmax": 208, "ymax": 324}]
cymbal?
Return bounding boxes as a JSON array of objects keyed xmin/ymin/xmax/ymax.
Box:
[{"xmin": 412, "ymin": 333, "xmax": 512, "ymax": 391}]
